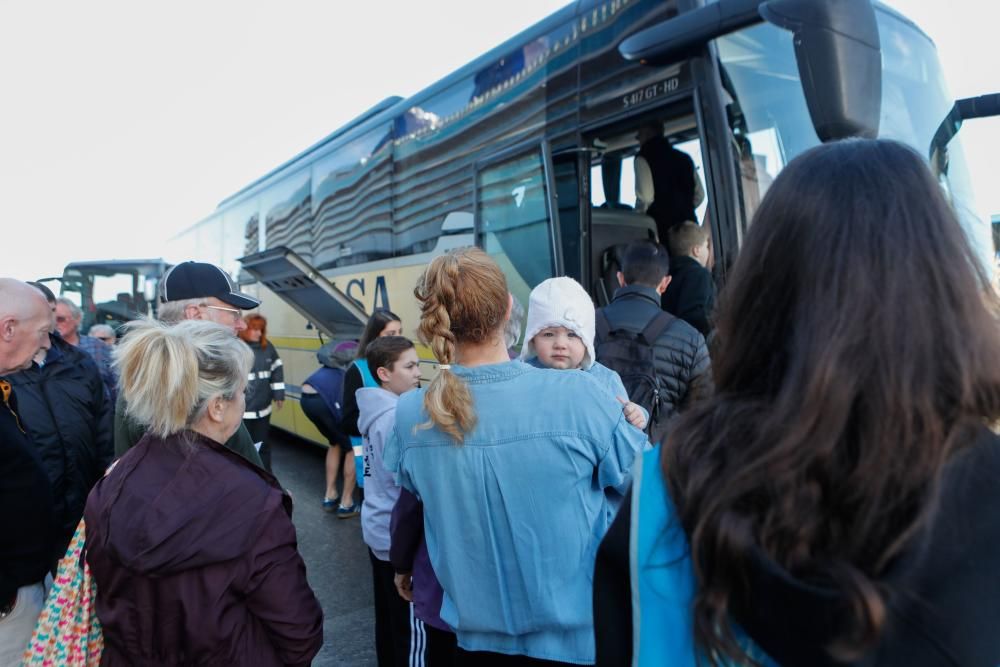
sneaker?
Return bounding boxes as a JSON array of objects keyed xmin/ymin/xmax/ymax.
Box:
[
  {"xmin": 322, "ymin": 497, "xmax": 339, "ymax": 513},
  {"xmin": 336, "ymin": 502, "xmax": 361, "ymax": 519}
]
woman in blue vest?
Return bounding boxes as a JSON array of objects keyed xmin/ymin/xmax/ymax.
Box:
[
  {"xmin": 593, "ymin": 139, "xmax": 1000, "ymax": 666},
  {"xmin": 335, "ymin": 310, "xmax": 401, "ymax": 518}
]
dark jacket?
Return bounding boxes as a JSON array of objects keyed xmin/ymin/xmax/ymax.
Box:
[
  {"xmin": 0, "ymin": 383, "xmax": 57, "ymax": 602},
  {"xmin": 7, "ymin": 334, "xmax": 113, "ymax": 550},
  {"xmin": 114, "ymin": 391, "xmax": 264, "ymax": 468},
  {"xmin": 594, "ymin": 428, "xmax": 1000, "ymax": 666},
  {"xmin": 339, "ymin": 362, "xmax": 365, "ymax": 437},
  {"xmin": 661, "ymin": 255, "xmax": 714, "ymax": 337},
  {"xmin": 597, "ymin": 284, "xmax": 712, "ymax": 423},
  {"xmin": 639, "ymin": 136, "xmax": 697, "ymax": 238},
  {"xmin": 85, "ymin": 430, "xmax": 323, "ymax": 666},
  {"xmin": 243, "ymin": 341, "xmax": 284, "ymax": 417},
  {"xmin": 390, "ymin": 487, "xmax": 448, "ymax": 631}
]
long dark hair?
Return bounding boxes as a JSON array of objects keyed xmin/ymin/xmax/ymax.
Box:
[
  {"xmin": 356, "ymin": 309, "xmax": 401, "ymax": 359},
  {"xmin": 665, "ymin": 139, "xmax": 1000, "ymax": 662}
]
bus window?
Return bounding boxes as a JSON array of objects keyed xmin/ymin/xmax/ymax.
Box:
[{"xmin": 476, "ymin": 149, "xmax": 555, "ymax": 310}]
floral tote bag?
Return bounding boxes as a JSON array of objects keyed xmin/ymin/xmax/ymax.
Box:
[{"xmin": 23, "ymin": 518, "xmax": 103, "ymax": 666}]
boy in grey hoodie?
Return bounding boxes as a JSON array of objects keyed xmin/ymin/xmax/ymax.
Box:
[{"xmin": 357, "ymin": 336, "xmax": 422, "ymax": 667}]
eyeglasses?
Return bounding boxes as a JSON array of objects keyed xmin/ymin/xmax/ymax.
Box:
[
  {"xmin": 55, "ymin": 316, "xmax": 71, "ymax": 324},
  {"xmin": 202, "ymin": 304, "xmax": 242, "ymax": 318},
  {"xmin": 96, "ymin": 336, "xmax": 115, "ymax": 343}
]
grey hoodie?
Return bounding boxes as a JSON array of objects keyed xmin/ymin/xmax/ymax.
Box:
[{"xmin": 357, "ymin": 386, "xmax": 401, "ymax": 560}]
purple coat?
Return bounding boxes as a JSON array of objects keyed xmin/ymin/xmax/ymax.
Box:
[{"xmin": 84, "ymin": 430, "xmax": 323, "ymax": 666}]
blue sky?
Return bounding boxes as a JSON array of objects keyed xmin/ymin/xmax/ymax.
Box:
[{"xmin": 0, "ymin": 0, "xmax": 995, "ymax": 281}]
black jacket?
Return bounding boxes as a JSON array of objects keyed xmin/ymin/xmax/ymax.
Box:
[
  {"xmin": 597, "ymin": 284, "xmax": 712, "ymax": 422},
  {"xmin": 339, "ymin": 363, "xmax": 364, "ymax": 438},
  {"xmin": 639, "ymin": 136, "xmax": 698, "ymax": 239},
  {"xmin": 0, "ymin": 381, "xmax": 57, "ymax": 602},
  {"xmin": 662, "ymin": 255, "xmax": 714, "ymax": 337},
  {"xmin": 243, "ymin": 341, "xmax": 285, "ymax": 416},
  {"xmin": 7, "ymin": 334, "xmax": 113, "ymax": 550}
]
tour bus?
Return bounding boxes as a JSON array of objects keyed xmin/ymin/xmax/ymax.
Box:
[
  {"xmin": 170, "ymin": 0, "xmax": 996, "ymax": 445},
  {"xmin": 57, "ymin": 259, "xmax": 170, "ymax": 335}
]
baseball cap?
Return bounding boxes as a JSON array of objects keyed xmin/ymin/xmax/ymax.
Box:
[{"xmin": 160, "ymin": 261, "xmax": 260, "ymax": 310}]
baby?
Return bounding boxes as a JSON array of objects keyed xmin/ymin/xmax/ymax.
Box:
[{"xmin": 520, "ymin": 277, "xmax": 646, "ymax": 430}]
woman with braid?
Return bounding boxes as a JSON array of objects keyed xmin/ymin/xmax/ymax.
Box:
[{"xmin": 383, "ymin": 248, "xmax": 647, "ymax": 666}]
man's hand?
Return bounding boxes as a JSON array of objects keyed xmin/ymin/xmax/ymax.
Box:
[{"xmin": 274, "ymin": 400, "xmax": 285, "ymax": 411}]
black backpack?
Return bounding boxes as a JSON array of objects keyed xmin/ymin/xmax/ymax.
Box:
[{"xmin": 595, "ymin": 309, "xmax": 676, "ymax": 446}]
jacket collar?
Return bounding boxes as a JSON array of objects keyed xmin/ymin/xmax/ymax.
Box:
[
  {"xmin": 449, "ymin": 360, "xmax": 534, "ymax": 384},
  {"xmin": 611, "ymin": 284, "xmax": 661, "ymax": 306}
]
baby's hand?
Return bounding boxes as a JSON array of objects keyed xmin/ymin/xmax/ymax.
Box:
[{"xmin": 617, "ymin": 397, "xmax": 647, "ymax": 430}]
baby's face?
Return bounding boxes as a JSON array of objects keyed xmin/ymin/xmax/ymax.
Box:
[{"xmin": 533, "ymin": 326, "xmax": 586, "ymax": 370}]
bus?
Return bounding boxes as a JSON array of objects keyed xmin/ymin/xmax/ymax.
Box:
[
  {"xmin": 58, "ymin": 259, "xmax": 171, "ymax": 335},
  {"xmin": 170, "ymin": 0, "xmax": 995, "ymax": 446}
]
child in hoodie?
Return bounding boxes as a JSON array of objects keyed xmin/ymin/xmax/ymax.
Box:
[
  {"xmin": 357, "ymin": 335, "xmax": 422, "ymax": 667},
  {"xmin": 521, "ymin": 276, "xmax": 647, "ymax": 430}
]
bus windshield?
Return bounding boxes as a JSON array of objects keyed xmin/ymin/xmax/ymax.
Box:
[
  {"xmin": 716, "ymin": 7, "xmax": 991, "ymax": 272},
  {"xmin": 60, "ymin": 261, "xmax": 167, "ymax": 332}
]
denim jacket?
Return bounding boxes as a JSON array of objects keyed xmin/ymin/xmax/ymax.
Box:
[{"xmin": 383, "ymin": 360, "xmax": 648, "ymax": 664}]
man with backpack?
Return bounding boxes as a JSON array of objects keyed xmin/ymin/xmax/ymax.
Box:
[{"xmin": 595, "ymin": 240, "xmax": 712, "ymax": 446}]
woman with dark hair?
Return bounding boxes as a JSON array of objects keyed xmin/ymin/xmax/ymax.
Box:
[
  {"xmin": 594, "ymin": 139, "xmax": 1000, "ymax": 666},
  {"xmin": 239, "ymin": 314, "xmax": 284, "ymax": 472},
  {"xmin": 333, "ymin": 309, "xmax": 402, "ymax": 517}
]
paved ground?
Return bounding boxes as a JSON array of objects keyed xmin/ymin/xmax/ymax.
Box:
[{"xmin": 270, "ymin": 430, "xmax": 376, "ymax": 667}]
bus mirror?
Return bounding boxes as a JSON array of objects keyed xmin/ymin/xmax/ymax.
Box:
[
  {"xmin": 618, "ymin": 0, "xmax": 882, "ymax": 141},
  {"xmin": 956, "ymin": 93, "xmax": 1000, "ymax": 121},
  {"xmin": 759, "ymin": 0, "xmax": 881, "ymax": 141}
]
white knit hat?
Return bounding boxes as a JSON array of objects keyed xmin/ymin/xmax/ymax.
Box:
[{"xmin": 520, "ymin": 277, "xmax": 596, "ymax": 370}]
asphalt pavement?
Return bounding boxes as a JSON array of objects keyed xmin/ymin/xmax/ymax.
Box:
[{"xmin": 270, "ymin": 430, "xmax": 377, "ymax": 667}]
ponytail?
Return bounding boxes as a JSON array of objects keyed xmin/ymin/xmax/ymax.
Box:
[
  {"xmin": 414, "ymin": 248, "xmax": 508, "ymax": 443},
  {"xmin": 115, "ymin": 319, "xmax": 252, "ymax": 437}
]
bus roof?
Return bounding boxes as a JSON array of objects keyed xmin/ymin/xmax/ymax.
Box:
[{"xmin": 207, "ymin": 0, "xmax": 935, "ymax": 218}]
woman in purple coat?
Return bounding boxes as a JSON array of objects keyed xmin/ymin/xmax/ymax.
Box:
[{"xmin": 84, "ymin": 319, "xmax": 323, "ymax": 666}]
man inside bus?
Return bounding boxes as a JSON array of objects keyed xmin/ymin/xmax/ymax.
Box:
[
  {"xmin": 662, "ymin": 221, "xmax": 715, "ymax": 337},
  {"xmin": 633, "ymin": 120, "xmax": 705, "ymax": 241},
  {"xmin": 54, "ymin": 297, "xmax": 116, "ymax": 402},
  {"xmin": 112, "ymin": 261, "xmax": 265, "ymax": 469}
]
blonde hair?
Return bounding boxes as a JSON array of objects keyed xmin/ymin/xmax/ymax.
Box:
[
  {"xmin": 414, "ymin": 248, "xmax": 509, "ymax": 442},
  {"xmin": 114, "ymin": 319, "xmax": 252, "ymax": 438},
  {"xmin": 666, "ymin": 221, "xmax": 710, "ymax": 257}
]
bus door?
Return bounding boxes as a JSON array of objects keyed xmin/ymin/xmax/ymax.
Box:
[
  {"xmin": 474, "ymin": 141, "xmax": 563, "ymax": 316},
  {"xmin": 577, "ymin": 94, "xmax": 713, "ymax": 306}
]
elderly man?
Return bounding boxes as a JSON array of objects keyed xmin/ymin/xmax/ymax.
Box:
[
  {"xmin": 54, "ymin": 297, "xmax": 116, "ymax": 400},
  {"xmin": 88, "ymin": 324, "xmax": 116, "ymax": 347},
  {"xmin": 0, "ymin": 278, "xmax": 58, "ymax": 664},
  {"xmin": 113, "ymin": 261, "xmax": 265, "ymax": 468},
  {"xmin": 9, "ymin": 283, "xmax": 113, "ymax": 556}
]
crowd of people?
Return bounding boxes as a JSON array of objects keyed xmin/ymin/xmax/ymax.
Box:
[{"xmin": 1, "ymin": 137, "xmax": 999, "ymax": 666}]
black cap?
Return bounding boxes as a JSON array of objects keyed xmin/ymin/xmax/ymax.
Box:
[{"xmin": 160, "ymin": 261, "xmax": 260, "ymax": 310}]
